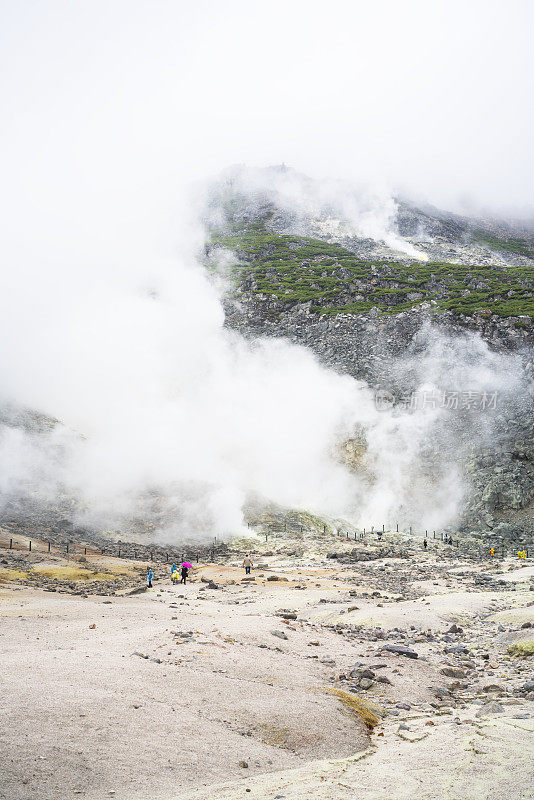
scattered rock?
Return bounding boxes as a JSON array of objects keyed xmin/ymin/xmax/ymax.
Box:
[
  {"xmin": 383, "ymin": 644, "xmax": 418, "ymax": 659},
  {"xmin": 441, "ymin": 667, "xmax": 466, "ymax": 678},
  {"xmin": 476, "ymin": 701, "xmax": 504, "ymax": 717},
  {"xmin": 447, "ymin": 624, "xmax": 463, "ymax": 634}
]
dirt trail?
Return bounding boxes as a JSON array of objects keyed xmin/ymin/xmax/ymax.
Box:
[{"xmin": 1, "ymin": 537, "xmax": 533, "ymax": 800}]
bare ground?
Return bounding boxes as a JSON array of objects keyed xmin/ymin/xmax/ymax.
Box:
[{"xmin": 1, "ymin": 538, "xmax": 533, "ymax": 800}]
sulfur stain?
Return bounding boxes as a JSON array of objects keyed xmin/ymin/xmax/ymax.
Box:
[{"xmin": 325, "ymin": 688, "xmax": 386, "ymax": 730}]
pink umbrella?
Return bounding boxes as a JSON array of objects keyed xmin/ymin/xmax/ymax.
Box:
[{"xmin": 182, "ymin": 562, "xmax": 193, "ymax": 568}]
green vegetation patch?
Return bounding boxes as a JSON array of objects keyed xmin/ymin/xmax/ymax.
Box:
[
  {"xmin": 210, "ymin": 226, "xmax": 534, "ymax": 319},
  {"xmin": 472, "ymin": 230, "xmax": 534, "ymax": 260}
]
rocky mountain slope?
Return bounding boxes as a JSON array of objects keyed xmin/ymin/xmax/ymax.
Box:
[
  {"xmin": 206, "ymin": 167, "xmax": 534, "ymax": 544},
  {"xmin": 206, "ymin": 165, "xmax": 533, "ymax": 320},
  {"xmin": 0, "ymin": 167, "xmax": 532, "ymax": 548}
]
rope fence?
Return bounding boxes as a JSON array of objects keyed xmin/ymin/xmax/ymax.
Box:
[
  {"xmin": 0, "ymin": 527, "xmax": 531, "ymax": 564},
  {"xmin": 0, "ymin": 532, "xmax": 221, "ymax": 565}
]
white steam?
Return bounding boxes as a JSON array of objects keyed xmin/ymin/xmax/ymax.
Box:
[
  {"xmin": 0, "ymin": 199, "xmax": 526, "ymax": 541},
  {"xmin": 215, "ymin": 165, "xmax": 427, "ymax": 259},
  {"xmin": 0, "ymin": 202, "xmax": 368, "ymax": 538}
]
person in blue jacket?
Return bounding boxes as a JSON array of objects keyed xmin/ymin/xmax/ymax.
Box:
[
  {"xmin": 170, "ymin": 563, "xmax": 177, "ymax": 577},
  {"xmin": 146, "ymin": 567, "xmax": 154, "ymax": 588}
]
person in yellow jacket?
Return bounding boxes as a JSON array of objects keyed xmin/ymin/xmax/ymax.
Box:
[{"xmin": 490, "ymin": 547, "xmax": 495, "ymax": 557}]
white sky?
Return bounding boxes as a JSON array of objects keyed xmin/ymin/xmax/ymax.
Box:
[{"xmin": 1, "ymin": 0, "xmax": 533, "ymax": 245}]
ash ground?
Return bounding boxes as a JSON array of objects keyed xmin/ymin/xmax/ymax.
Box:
[{"xmin": 1, "ymin": 528, "xmax": 533, "ymax": 800}]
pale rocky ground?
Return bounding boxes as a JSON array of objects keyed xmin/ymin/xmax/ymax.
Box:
[{"xmin": 1, "ymin": 530, "xmax": 533, "ymax": 800}]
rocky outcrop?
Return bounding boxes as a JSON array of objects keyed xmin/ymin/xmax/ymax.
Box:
[{"xmin": 223, "ymin": 303, "xmax": 534, "ymax": 543}]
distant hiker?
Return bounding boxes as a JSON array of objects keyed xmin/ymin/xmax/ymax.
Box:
[
  {"xmin": 423, "ymin": 539, "xmax": 428, "ymax": 550},
  {"xmin": 146, "ymin": 568, "xmax": 154, "ymax": 588},
  {"xmin": 490, "ymin": 547, "xmax": 495, "ymax": 558},
  {"xmin": 181, "ymin": 565, "xmax": 189, "ymax": 584},
  {"xmin": 377, "ymin": 531, "xmax": 383, "ymax": 541},
  {"xmin": 243, "ymin": 555, "xmax": 252, "ymax": 575}
]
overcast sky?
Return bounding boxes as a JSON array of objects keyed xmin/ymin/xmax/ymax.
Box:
[{"xmin": 1, "ymin": 0, "xmax": 533, "ymax": 265}]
